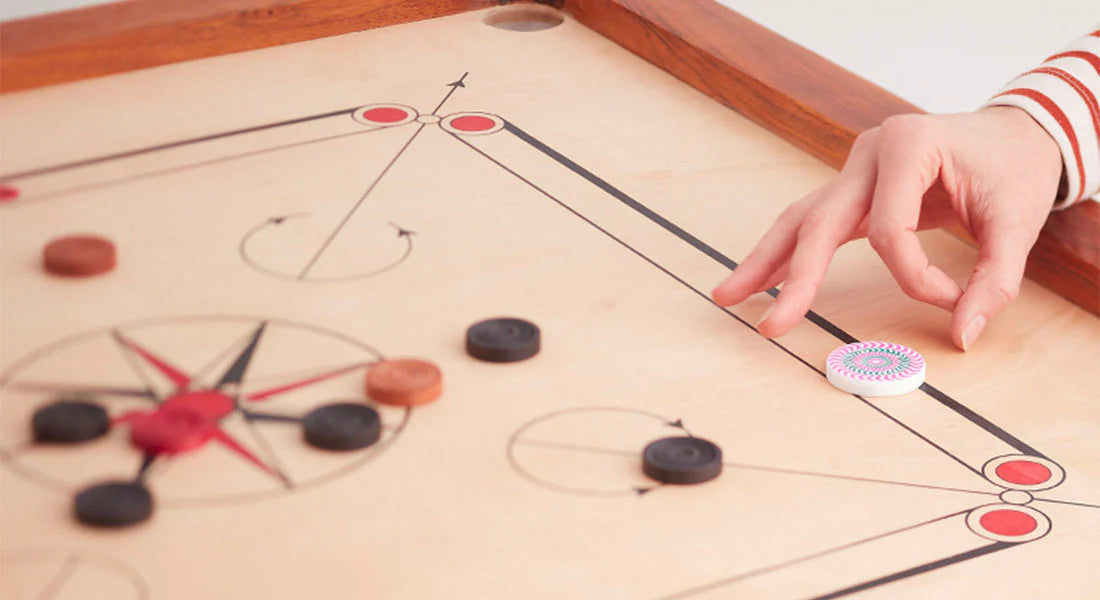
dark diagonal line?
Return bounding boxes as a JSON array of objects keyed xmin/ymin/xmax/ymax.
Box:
[
  {"xmin": 20, "ymin": 128, "xmax": 384, "ymax": 204},
  {"xmin": 850, "ymin": 394, "xmax": 984, "ymax": 477},
  {"xmin": 658, "ymin": 510, "xmax": 973, "ymax": 599},
  {"xmin": 503, "ymin": 120, "xmax": 858, "ymax": 344},
  {"xmin": 215, "ymin": 322, "xmax": 267, "ymax": 390},
  {"xmin": 9, "ymin": 382, "xmax": 155, "ymax": 399},
  {"xmin": 431, "ymin": 71, "xmax": 469, "ymax": 115},
  {"xmin": 808, "ymin": 542, "xmax": 1015, "ymax": 600},
  {"xmin": 447, "ymin": 131, "xmax": 825, "ymax": 375},
  {"xmin": 297, "ymin": 124, "xmax": 427, "ymax": 278},
  {"xmin": 919, "ymin": 382, "xmax": 1045, "ymax": 458},
  {"xmin": 241, "ymin": 410, "xmax": 302, "ymax": 424},
  {"xmin": 3, "ymin": 107, "xmax": 357, "ymax": 180},
  {"xmin": 135, "ymin": 453, "xmax": 157, "ymax": 482},
  {"xmin": 500, "ymin": 120, "xmax": 1046, "ymax": 473},
  {"xmin": 452, "ymin": 131, "xmax": 983, "ymax": 480}
]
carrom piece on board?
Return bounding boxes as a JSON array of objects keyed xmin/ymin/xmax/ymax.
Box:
[
  {"xmin": 73, "ymin": 481, "xmax": 154, "ymax": 528},
  {"xmin": 642, "ymin": 436, "xmax": 724, "ymax": 485},
  {"xmin": 826, "ymin": 341, "xmax": 926, "ymax": 397},
  {"xmin": 303, "ymin": 403, "xmax": 382, "ymax": 451},
  {"xmin": 365, "ymin": 358, "xmax": 443, "ymax": 406},
  {"xmin": 32, "ymin": 399, "xmax": 110, "ymax": 444},
  {"xmin": 465, "ymin": 317, "xmax": 540, "ymax": 363},
  {"xmin": 42, "ymin": 234, "xmax": 117, "ymax": 277}
]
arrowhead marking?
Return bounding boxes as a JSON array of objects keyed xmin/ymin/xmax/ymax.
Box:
[
  {"xmin": 389, "ymin": 222, "xmax": 415, "ymax": 237},
  {"xmin": 667, "ymin": 419, "xmax": 684, "ymax": 429},
  {"xmin": 635, "ymin": 486, "xmax": 655, "ymax": 496},
  {"xmin": 269, "ymin": 217, "xmax": 287, "ymax": 225}
]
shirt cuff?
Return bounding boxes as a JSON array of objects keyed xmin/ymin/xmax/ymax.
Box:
[{"xmin": 983, "ymin": 30, "xmax": 1100, "ymax": 210}]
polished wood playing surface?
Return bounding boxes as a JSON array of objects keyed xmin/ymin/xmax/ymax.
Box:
[{"xmin": 1, "ymin": 3, "xmax": 1098, "ymax": 599}]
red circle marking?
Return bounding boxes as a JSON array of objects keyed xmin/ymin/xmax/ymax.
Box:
[
  {"xmin": 450, "ymin": 115, "xmax": 497, "ymax": 132},
  {"xmin": 979, "ymin": 509, "xmax": 1038, "ymax": 537},
  {"xmin": 995, "ymin": 460, "xmax": 1052, "ymax": 485},
  {"xmin": 0, "ymin": 185, "xmax": 19, "ymax": 203},
  {"xmin": 360, "ymin": 107, "xmax": 410, "ymax": 124}
]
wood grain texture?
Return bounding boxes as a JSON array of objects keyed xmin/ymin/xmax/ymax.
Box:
[
  {"xmin": 0, "ymin": 0, "xmax": 497, "ymax": 92},
  {"xmin": 564, "ymin": 0, "xmax": 1099, "ymax": 314},
  {"xmin": 1, "ymin": 0, "xmax": 1095, "ymax": 313}
]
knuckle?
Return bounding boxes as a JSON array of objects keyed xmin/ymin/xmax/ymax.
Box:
[
  {"xmin": 849, "ymin": 128, "xmax": 879, "ymax": 154},
  {"xmin": 866, "ymin": 223, "xmax": 904, "ymax": 253},
  {"xmin": 899, "ymin": 275, "xmax": 935, "ymax": 302},
  {"xmin": 776, "ymin": 203, "xmax": 803, "ymax": 227},
  {"xmin": 879, "ymin": 114, "xmax": 932, "ymax": 145},
  {"xmin": 801, "ymin": 206, "xmax": 831, "ymax": 230},
  {"xmin": 989, "ymin": 280, "xmax": 1020, "ymax": 306}
]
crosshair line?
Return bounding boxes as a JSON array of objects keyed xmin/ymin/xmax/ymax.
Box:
[
  {"xmin": 512, "ymin": 438, "xmax": 995, "ymax": 496},
  {"xmin": 296, "ymin": 73, "xmax": 468, "ymax": 279}
]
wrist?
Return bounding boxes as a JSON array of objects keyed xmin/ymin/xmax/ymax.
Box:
[{"xmin": 979, "ymin": 105, "xmax": 1065, "ymax": 204}]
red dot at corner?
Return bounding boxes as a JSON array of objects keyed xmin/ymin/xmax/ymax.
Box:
[
  {"xmin": 360, "ymin": 107, "xmax": 411, "ymax": 124},
  {"xmin": 979, "ymin": 508, "xmax": 1038, "ymax": 537},
  {"xmin": 450, "ymin": 115, "xmax": 498, "ymax": 132},
  {"xmin": 0, "ymin": 185, "xmax": 19, "ymax": 203},
  {"xmin": 995, "ymin": 460, "xmax": 1052, "ymax": 486}
]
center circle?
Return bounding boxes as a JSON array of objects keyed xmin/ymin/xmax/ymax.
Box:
[
  {"xmin": 0, "ymin": 316, "xmax": 411, "ymax": 507},
  {"xmin": 999, "ymin": 489, "xmax": 1034, "ymax": 505}
]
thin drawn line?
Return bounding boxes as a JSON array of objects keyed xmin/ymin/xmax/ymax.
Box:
[
  {"xmin": 657, "ymin": 510, "xmax": 973, "ymax": 599},
  {"xmin": 500, "ymin": 120, "xmax": 1045, "ymax": 467},
  {"xmin": 451, "ymin": 130, "xmax": 983, "ymax": 480},
  {"xmin": 807, "ymin": 542, "xmax": 1015, "ymax": 600},
  {"xmin": 240, "ymin": 415, "xmax": 295, "ymax": 489},
  {"xmin": 297, "ymin": 124, "xmax": 427, "ymax": 278},
  {"xmin": 110, "ymin": 329, "xmax": 161, "ymax": 402},
  {"xmin": 2, "ymin": 107, "xmax": 358, "ymax": 180},
  {"xmin": 1034, "ymin": 497, "xmax": 1100, "ymax": 510},
  {"xmin": 34, "ymin": 552, "xmax": 79, "ymax": 600},
  {"xmin": 432, "ymin": 71, "xmax": 469, "ymax": 115},
  {"xmin": 513, "ymin": 438, "xmax": 993, "ymax": 495},
  {"xmin": 18, "ymin": 127, "xmax": 386, "ymax": 204}
]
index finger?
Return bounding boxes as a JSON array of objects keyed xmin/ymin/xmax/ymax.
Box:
[{"xmin": 865, "ymin": 121, "xmax": 962, "ymax": 310}]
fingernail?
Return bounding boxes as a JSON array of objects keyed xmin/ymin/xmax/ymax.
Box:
[
  {"xmin": 756, "ymin": 304, "xmax": 774, "ymax": 327},
  {"xmin": 960, "ymin": 315, "xmax": 987, "ymax": 351}
]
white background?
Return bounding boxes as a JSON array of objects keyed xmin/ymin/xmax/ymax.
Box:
[{"xmin": 0, "ymin": 1, "xmax": 1097, "ymax": 112}]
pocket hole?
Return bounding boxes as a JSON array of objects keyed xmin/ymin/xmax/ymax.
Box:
[{"xmin": 484, "ymin": 5, "xmax": 564, "ymax": 32}]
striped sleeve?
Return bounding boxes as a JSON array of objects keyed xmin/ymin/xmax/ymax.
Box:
[{"xmin": 984, "ymin": 29, "xmax": 1100, "ymax": 209}]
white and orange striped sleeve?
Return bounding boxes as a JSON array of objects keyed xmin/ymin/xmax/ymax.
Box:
[{"xmin": 985, "ymin": 28, "xmax": 1100, "ymax": 209}]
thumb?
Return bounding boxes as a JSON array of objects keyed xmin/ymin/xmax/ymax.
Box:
[{"xmin": 951, "ymin": 222, "xmax": 1032, "ymax": 351}]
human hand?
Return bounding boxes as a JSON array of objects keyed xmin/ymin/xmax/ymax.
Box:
[{"xmin": 711, "ymin": 106, "xmax": 1064, "ymax": 350}]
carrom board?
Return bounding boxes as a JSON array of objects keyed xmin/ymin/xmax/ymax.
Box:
[{"xmin": 1, "ymin": 2, "xmax": 1098, "ymax": 599}]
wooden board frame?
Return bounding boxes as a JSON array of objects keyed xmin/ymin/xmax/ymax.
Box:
[{"xmin": 2, "ymin": 0, "xmax": 1097, "ymax": 314}]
